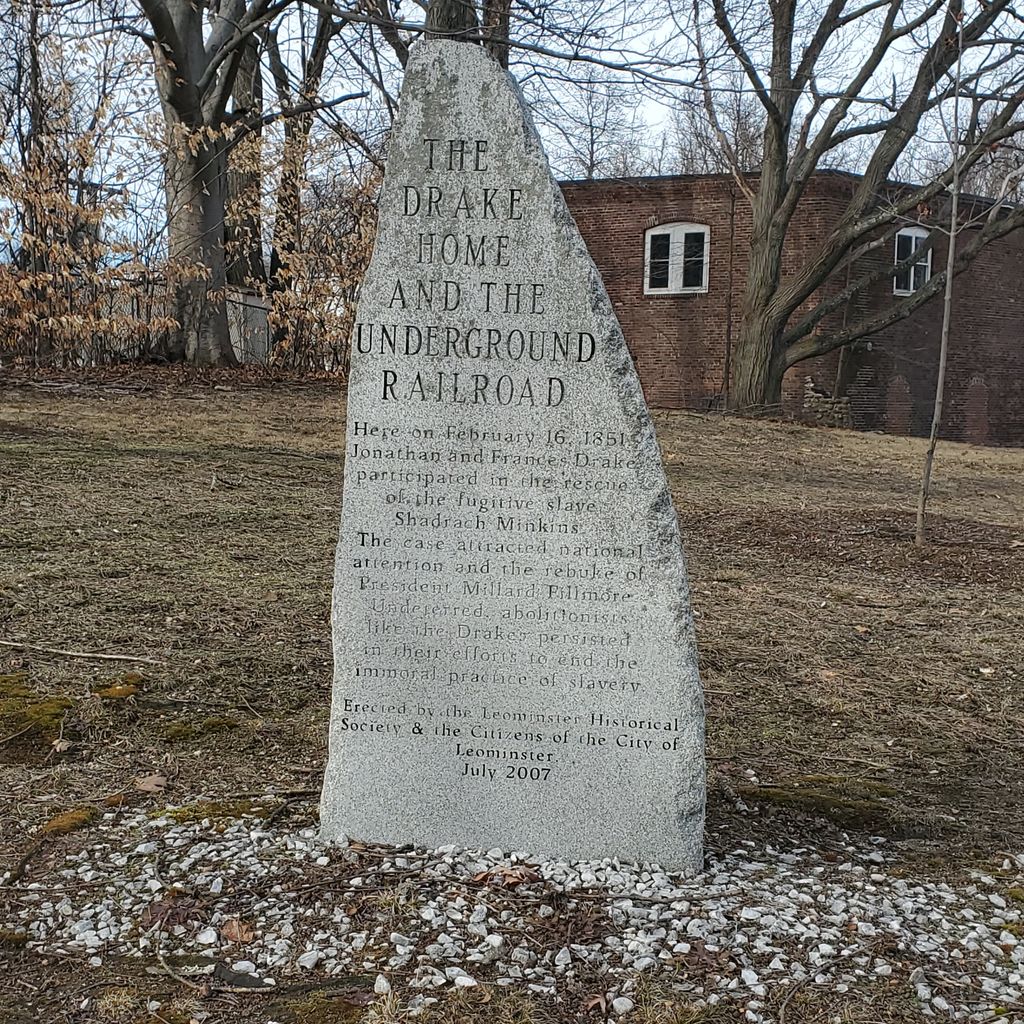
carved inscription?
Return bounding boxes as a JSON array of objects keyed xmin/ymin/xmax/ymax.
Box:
[
  {"xmin": 337, "ymin": 135, "xmax": 686, "ymax": 783},
  {"xmin": 352, "ymin": 137, "xmax": 598, "ymax": 410}
]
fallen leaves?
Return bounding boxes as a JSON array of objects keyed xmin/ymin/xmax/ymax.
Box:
[
  {"xmin": 134, "ymin": 774, "xmax": 168, "ymax": 794},
  {"xmin": 676, "ymin": 937, "xmax": 731, "ymax": 975},
  {"xmin": 471, "ymin": 865, "xmax": 541, "ymax": 888},
  {"xmin": 139, "ymin": 893, "xmax": 202, "ymax": 930},
  {"xmin": 220, "ymin": 918, "xmax": 254, "ymax": 944}
]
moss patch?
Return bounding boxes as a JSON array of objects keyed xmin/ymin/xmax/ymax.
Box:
[
  {"xmin": 200, "ymin": 715, "xmax": 240, "ymax": 733},
  {"xmin": 156, "ymin": 798, "xmax": 271, "ymax": 824},
  {"xmin": 0, "ymin": 672, "xmax": 30, "ymax": 696},
  {"xmin": 276, "ymin": 991, "xmax": 364, "ymax": 1024},
  {"xmin": 161, "ymin": 715, "xmax": 240, "ymax": 743},
  {"xmin": 161, "ymin": 721, "xmax": 197, "ymax": 742},
  {"xmin": 94, "ymin": 671, "xmax": 145, "ymax": 700},
  {"xmin": 40, "ymin": 806, "xmax": 99, "ymax": 835},
  {"xmin": 736, "ymin": 774, "xmax": 899, "ymax": 831},
  {"xmin": 0, "ymin": 928, "xmax": 28, "ymax": 949},
  {"xmin": 95, "ymin": 683, "xmax": 139, "ymax": 699},
  {"xmin": 0, "ymin": 673, "xmax": 74, "ymax": 743},
  {"xmin": 792, "ymin": 773, "xmax": 899, "ymax": 799}
]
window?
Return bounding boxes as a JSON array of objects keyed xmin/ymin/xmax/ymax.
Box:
[
  {"xmin": 644, "ymin": 223, "xmax": 710, "ymax": 294},
  {"xmin": 893, "ymin": 227, "xmax": 931, "ymax": 295}
]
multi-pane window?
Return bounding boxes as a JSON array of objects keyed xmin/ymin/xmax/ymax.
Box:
[
  {"xmin": 893, "ymin": 227, "xmax": 931, "ymax": 295},
  {"xmin": 644, "ymin": 223, "xmax": 710, "ymax": 294}
]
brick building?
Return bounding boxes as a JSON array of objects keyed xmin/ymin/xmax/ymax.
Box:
[{"xmin": 560, "ymin": 172, "xmax": 1024, "ymax": 446}]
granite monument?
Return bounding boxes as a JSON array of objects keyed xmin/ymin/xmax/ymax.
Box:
[{"xmin": 321, "ymin": 36, "xmax": 705, "ymax": 870}]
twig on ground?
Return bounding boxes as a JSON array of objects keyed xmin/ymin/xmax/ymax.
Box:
[
  {"xmin": 2, "ymin": 838, "xmax": 44, "ymax": 887},
  {"xmin": 154, "ymin": 945, "xmax": 203, "ymax": 992},
  {"xmin": 223, "ymin": 788, "xmax": 318, "ymax": 800},
  {"xmin": 153, "ymin": 924, "xmax": 281, "ymax": 996},
  {"xmin": 0, "ymin": 640, "xmax": 165, "ymax": 665},
  {"xmin": 779, "ymin": 941, "xmax": 879, "ymax": 1023},
  {"xmin": 0, "ymin": 721, "xmax": 40, "ymax": 747},
  {"xmin": 778, "ymin": 971, "xmax": 814, "ymax": 1024},
  {"xmin": 781, "ymin": 745, "xmax": 890, "ymax": 771}
]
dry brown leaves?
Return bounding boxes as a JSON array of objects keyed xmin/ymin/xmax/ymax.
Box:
[
  {"xmin": 470, "ymin": 865, "xmax": 541, "ymax": 888},
  {"xmin": 139, "ymin": 893, "xmax": 203, "ymax": 930},
  {"xmin": 219, "ymin": 918, "xmax": 255, "ymax": 944}
]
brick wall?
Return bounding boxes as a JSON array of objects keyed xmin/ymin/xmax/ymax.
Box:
[{"xmin": 560, "ymin": 173, "xmax": 1024, "ymax": 446}]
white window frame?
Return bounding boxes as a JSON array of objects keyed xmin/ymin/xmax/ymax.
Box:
[
  {"xmin": 893, "ymin": 226, "xmax": 932, "ymax": 296},
  {"xmin": 644, "ymin": 223, "xmax": 710, "ymax": 295}
]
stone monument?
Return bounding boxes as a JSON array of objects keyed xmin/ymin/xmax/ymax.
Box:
[{"xmin": 321, "ymin": 34, "xmax": 705, "ymax": 870}]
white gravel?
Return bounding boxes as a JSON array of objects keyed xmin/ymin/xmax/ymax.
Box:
[{"xmin": 4, "ymin": 802, "xmax": 1024, "ymax": 1021}]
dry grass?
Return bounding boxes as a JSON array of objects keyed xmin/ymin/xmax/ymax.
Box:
[
  {"xmin": 0, "ymin": 378, "xmax": 1022, "ymax": 1022},
  {"xmin": 655, "ymin": 413, "xmax": 1024, "ymax": 862}
]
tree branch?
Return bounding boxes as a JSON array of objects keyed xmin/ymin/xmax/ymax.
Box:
[
  {"xmin": 710, "ymin": 0, "xmax": 782, "ymax": 124},
  {"xmin": 782, "ymin": 204, "xmax": 1024, "ymax": 366}
]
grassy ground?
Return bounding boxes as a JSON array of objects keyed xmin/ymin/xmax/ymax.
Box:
[{"xmin": 1, "ymin": 377, "xmax": 1022, "ymax": 1022}]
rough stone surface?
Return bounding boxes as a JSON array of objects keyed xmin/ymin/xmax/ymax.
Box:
[{"xmin": 321, "ymin": 38, "xmax": 704, "ymax": 869}]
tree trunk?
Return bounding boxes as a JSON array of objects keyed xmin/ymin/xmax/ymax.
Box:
[
  {"xmin": 916, "ymin": 17, "xmax": 964, "ymax": 548},
  {"xmin": 266, "ymin": 10, "xmax": 335, "ymax": 298},
  {"xmin": 147, "ymin": 17, "xmax": 238, "ymax": 368},
  {"xmin": 427, "ymin": 0, "xmax": 479, "ymax": 36},
  {"xmin": 728, "ymin": 123, "xmax": 789, "ymax": 411},
  {"xmin": 483, "ymin": 0, "xmax": 510, "ymax": 67},
  {"xmin": 25, "ymin": 0, "xmax": 53, "ymax": 367},
  {"xmin": 165, "ymin": 134, "xmax": 237, "ymax": 366},
  {"xmin": 730, "ymin": 311, "xmax": 786, "ymax": 410},
  {"xmin": 730, "ymin": 235, "xmax": 788, "ymax": 410},
  {"xmin": 226, "ymin": 36, "xmax": 265, "ymax": 289},
  {"xmin": 269, "ymin": 116, "xmax": 310, "ymax": 286}
]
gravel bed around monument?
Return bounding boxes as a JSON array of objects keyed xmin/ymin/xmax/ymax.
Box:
[{"xmin": 4, "ymin": 802, "xmax": 1024, "ymax": 1021}]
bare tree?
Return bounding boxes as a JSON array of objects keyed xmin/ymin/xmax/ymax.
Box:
[
  {"xmin": 535, "ymin": 71, "xmax": 646, "ymax": 179},
  {"xmin": 133, "ymin": 1, "xmax": 262, "ymax": 364},
  {"xmin": 915, "ymin": 24, "xmax": 963, "ymax": 548},
  {"xmin": 265, "ymin": 7, "xmax": 341, "ymax": 290},
  {"xmin": 671, "ymin": 74, "xmax": 763, "ymax": 175},
  {"xmin": 225, "ymin": 33, "xmax": 266, "ymax": 289},
  {"xmin": 128, "ymin": 0, "xmax": 371, "ymax": 365},
  {"xmin": 913, "ymin": 12, "xmax": 1024, "ymax": 542},
  {"xmin": 681, "ymin": 0, "xmax": 1024, "ymax": 411}
]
